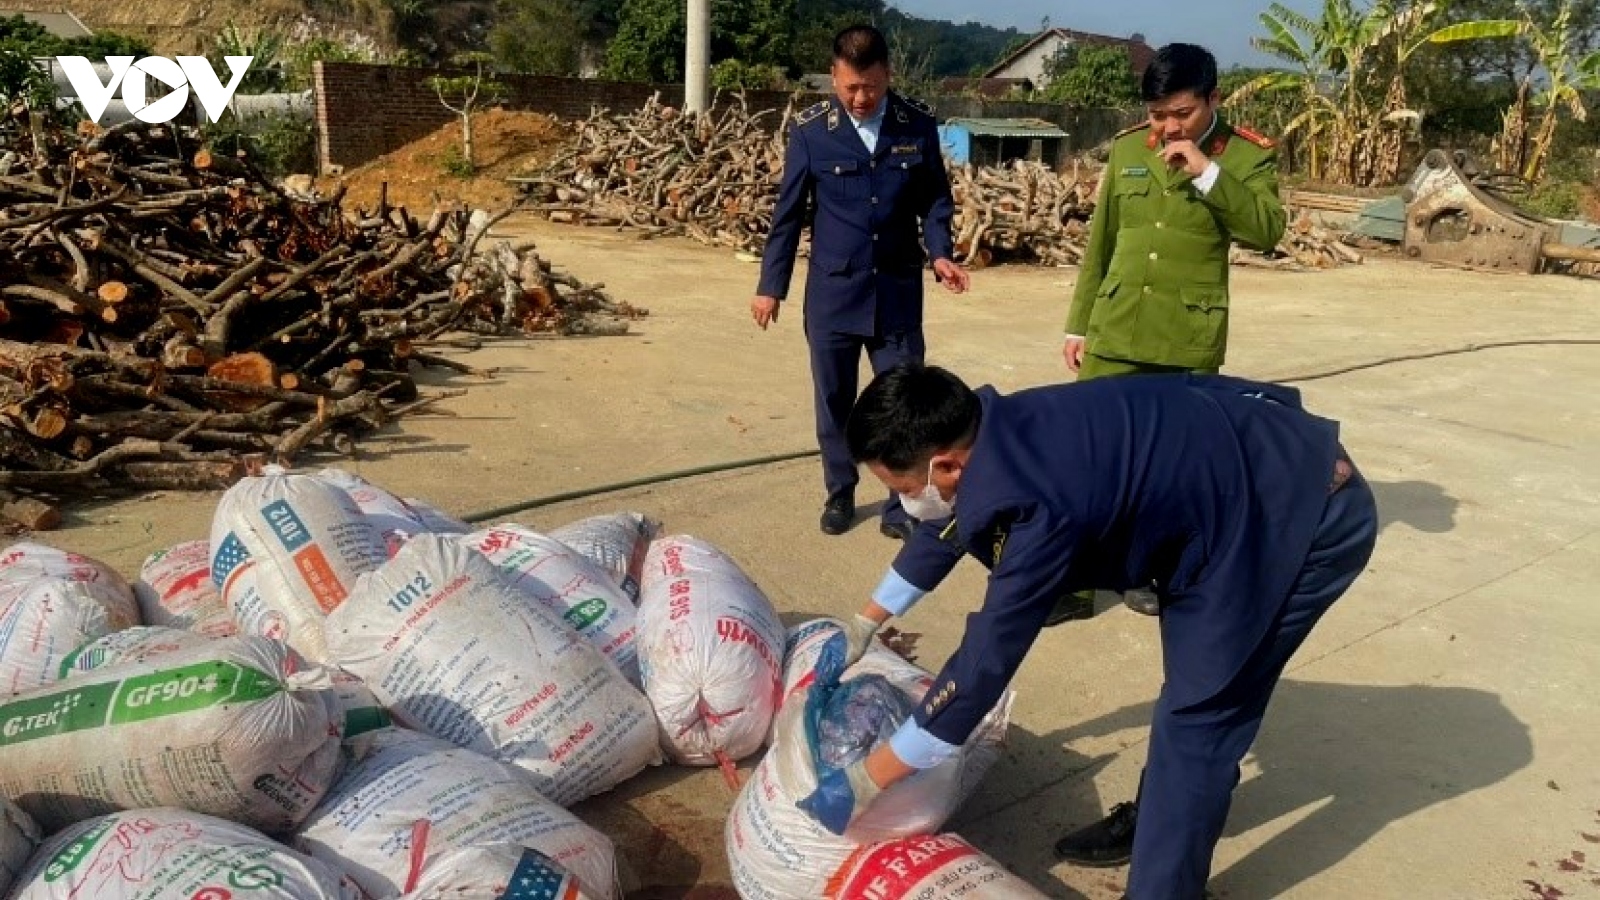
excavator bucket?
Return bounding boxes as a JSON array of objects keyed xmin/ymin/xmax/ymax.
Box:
[{"xmin": 1401, "ymin": 149, "xmax": 1551, "ymax": 274}]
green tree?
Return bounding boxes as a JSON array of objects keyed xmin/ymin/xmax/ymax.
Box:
[
  {"xmin": 604, "ymin": 0, "xmax": 797, "ymax": 83},
  {"xmin": 711, "ymin": 58, "xmax": 787, "ymax": 90},
  {"xmin": 71, "ymin": 32, "xmax": 155, "ymax": 57},
  {"xmin": 603, "ymin": 0, "xmax": 680, "ymax": 81},
  {"xmin": 278, "ymin": 35, "xmax": 379, "ymax": 92},
  {"xmin": 1428, "ymin": 0, "xmax": 1600, "ymax": 182},
  {"xmin": 0, "ymin": 44, "xmax": 53, "ymax": 113},
  {"xmin": 1229, "ymin": 0, "xmax": 1505, "ymax": 186},
  {"xmin": 1039, "ymin": 43, "xmax": 1140, "ymax": 108},
  {"xmin": 1426, "ymin": 0, "xmax": 1598, "ymax": 81},
  {"xmin": 213, "ymin": 23, "xmax": 288, "ymax": 93},
  {"xmin": 491, "ymin": 0, "xmax": 587, "ymax": 74},
  {"xmin": 427, "ymin": 52, "xmax": 506, "ymax": 174},
  {"xmin": 1, "ymin": 14, "xmax": 152, "ymax": 57},
  {"xmin": 1, "ymin": 14, "xmax": 152, "ymax": 147}
]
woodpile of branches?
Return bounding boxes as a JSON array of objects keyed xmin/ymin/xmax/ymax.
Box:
[
  {"xmin": 525, "ymin": 102, "xmax": 1363, "ymax": 271},
  {"xmin": 952, "ymin": 159, "xmax": 1365, "ymax": 271},
  {"xmin": 949, "ymin": 160, "xmax": 1098, "ymax": 268},
  {"xmin": 1231, "ymin": 216, "xmax": 1368, "ymax": 271},
  {"xmin": 518, "ymin": 93, "xmax": 789, "ymax": 254},
  {"xmin": 0, "ymin": 117, "xmax": 644, "ymax": 517}
]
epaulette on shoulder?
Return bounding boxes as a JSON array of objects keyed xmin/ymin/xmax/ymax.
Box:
[
  {"xmin": 1232, "ymin": 124, "xmax": 1277, "ymax": 149},
  {"xmin": 793, "ymin": 99, "xmax": 830, "ymax": 127},
  {"xmin": 898, "ymin": 95, "xmax": 934, "ymax": 117},
  {"xmin": 1113, "ymin": 122, "xmax": 1150, "ymax": 140}
]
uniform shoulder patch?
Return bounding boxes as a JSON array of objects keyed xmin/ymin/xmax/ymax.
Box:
[
  {"xmin": 898, "ymin": 95, "xmax": 934, "ymax": 117},
  {"xmin": 793, "ymin": 99, "xmax": 830, "ymax": 127},
  {"xmin": 1232, "ymin": 124, "xmax": 1276, "ymax": 149},
  {"xmin": 1113, "ymin": 122, "xmax": 1150, "ymax": 140}
]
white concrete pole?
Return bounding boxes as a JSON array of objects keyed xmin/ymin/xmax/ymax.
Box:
[{"xmin": 685, "ymin": 0, "xmax": 710, "ymax": 112}]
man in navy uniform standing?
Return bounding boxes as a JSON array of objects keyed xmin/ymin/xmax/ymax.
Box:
[
  {"xmin": 752, "ymin": 24, "xmax": 969, "ymax": 539},
  {"xmin": 801, "ymin": 363, "xmax": 1378, "ymax": 900}
]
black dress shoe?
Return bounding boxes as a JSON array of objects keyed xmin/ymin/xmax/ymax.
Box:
[
  {"xmin": 1043, "ymin": 591, "xmax": 1095, "ymax": 627},
  {"xmin": 879, "ymin": 519, "xmax": 914, "ymax": 541},
  {"xmin": 1123, "ymin": 587, "xmax": 1161, "ymax": 616},
  {"xmin": 820, "ymin": 493, "xmax": 854, "ymax": 535},
  {"xmin": 1055, "ymin": 800, "xmax": 1137, "ymax": 867}
]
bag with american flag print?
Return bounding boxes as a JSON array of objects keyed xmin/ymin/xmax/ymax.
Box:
[{"xmin": 400, "ymin": 842, "xmax": 603, "ymax": 899}]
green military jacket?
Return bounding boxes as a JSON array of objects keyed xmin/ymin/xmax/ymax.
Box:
[{"xmin": 1066, "ymin": 117, "xmax": 1285, "ymax": 370}]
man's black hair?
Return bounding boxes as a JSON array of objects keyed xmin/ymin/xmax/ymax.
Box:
[
  {"xmin": 833, "ymin": 25, "xmax": 891, "ymax": 71},
  {"xmin": 847, "ymin": 363, "xmax": 980, "ymax": 472},
  {"xmin": 1140, "ymin": 43, "xmax": 1219, "ymax": 102}
]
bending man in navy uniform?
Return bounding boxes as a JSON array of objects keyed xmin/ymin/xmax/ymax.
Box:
[
  {"xmin": 800, "ymin": 363, "xmax": 1378, "ymax": 900},
  {"xmin": 751, "ymin": 24, "xmax": 970, "ymax": 539}
]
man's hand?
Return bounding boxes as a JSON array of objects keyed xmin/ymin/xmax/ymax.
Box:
[
  {"xmin": 932, "ymin": 258, "xmax": 970, "ymax": 294},
  {"xmin": 1160, "ymin": 140, "xmax": 1212, "ymax": 178},
  {"xmin": 751, "ymin": 296, "xmax": 781, "ymax": 330},
  {"xmin": 797, "ymin": 758, "xmax": 884, "ymax": 835},
  {"xmin": 1063, "ymin": 335, "xmax": 1086, "ymax": 372},
  {"xmin": 843, "ymin": 613, "xmax": 881, "ymax": 667}
]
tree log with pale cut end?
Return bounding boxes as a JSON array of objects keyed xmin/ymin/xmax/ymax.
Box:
[
  {"xmin": 1, "ymin": 495, "xmax": 61, "ymax": 530},
  {"xmin": 25, "ymin": 406, "xmax": 70, "ymax": 441},
  {"xmin": 0, "ymin": 492, "xmax": 62, "ymax": 531},
  {"xmin": 97, "ymin": 281, "xmax": 129, "ymax": 304},
  {"xmin": 0, "ymin": 116, "xmax": 643, "ymax": 493},
  {"xmin": 207, "ymin": 353, "xmax": 277, "ymax": 386}
]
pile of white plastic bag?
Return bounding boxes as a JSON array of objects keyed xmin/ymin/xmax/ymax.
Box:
[
  {"xmin": 0, "ymin": 466, "xmax": 1041, "ymax": 899},
  {"xmin": 725, "ymin": 617, "xmax": 1037, "ymax": 900}
]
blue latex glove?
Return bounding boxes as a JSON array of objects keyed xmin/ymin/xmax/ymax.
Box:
[{"xmin": 796, "ymin": 758, "xmax": 883, "ymax": 836}]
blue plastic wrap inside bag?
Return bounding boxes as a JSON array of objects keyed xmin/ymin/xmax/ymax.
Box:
[{"xmin": 801, "ymin": 632, "xmax": 917, "ymax": 775}]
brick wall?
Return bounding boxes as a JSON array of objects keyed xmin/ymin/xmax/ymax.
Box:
[
  {"xmin": 313, "ymin": 61, "xmax": 1139, "ymax": 173},
  {"xmin": 312, "ymin": 61, "xmax": 819, "ymax": 173}
]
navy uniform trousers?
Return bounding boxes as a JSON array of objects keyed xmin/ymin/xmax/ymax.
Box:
[
  {"xmin": 756, "ymin": 94, "xmax": 955, "ymax": 528},
  {"xmin": 1129, "ymin": 466, "xmax": 1379, "ymax": 899},
  {"xmin": 807, "ymin": 322, "xmax": 924, "ymax": 523}
]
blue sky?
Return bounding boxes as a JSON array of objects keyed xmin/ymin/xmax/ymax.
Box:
[{"xmin": 891, "ymin": 0, "xmax": 1325, "ymax": 68}]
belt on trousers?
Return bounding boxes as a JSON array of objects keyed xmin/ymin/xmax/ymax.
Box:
[{"xmin": 1329, "ymin": 447, "xmax": 1354, "ymax": 495}]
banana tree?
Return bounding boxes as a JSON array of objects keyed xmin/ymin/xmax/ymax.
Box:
[
  {"xmin": 1430, "ymin": 1, "xmax": 1600, "ymax": 183},
  {"xmin": 1232, "ymin": 0, "xmax": 1510, "ymax": 186},
  {"xmin": 1228, "ymin": 1, "xmax": 1346, "ymax": 181}
]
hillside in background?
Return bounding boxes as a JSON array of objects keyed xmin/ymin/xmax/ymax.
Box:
[
  {"xmin": 2, "ymin": 0, "xmax": 1026, "ymax": 77},
  {"xmin": 0, "ymin": 0, "xmax": 396, "ymax": 55}
]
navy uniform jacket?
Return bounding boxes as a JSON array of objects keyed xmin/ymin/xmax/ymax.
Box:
[
  {"xmin": 757, "ymin": 93, "xmax": 956, "ymax": 337},
  {"xmin": 894, "ymin": 374, "xmax": 1342, "ymax": 745}
]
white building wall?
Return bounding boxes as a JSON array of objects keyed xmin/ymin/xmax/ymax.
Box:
[{"xmin": 992, "ymin": 35, "xmax": 1074, "ymax": 88}]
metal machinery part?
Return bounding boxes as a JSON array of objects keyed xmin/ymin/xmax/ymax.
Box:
[{"xmin": 1400, "ymin": 149, "xmax": 1551, "ymax": 273}]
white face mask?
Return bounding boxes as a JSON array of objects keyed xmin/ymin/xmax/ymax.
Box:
[{"xmin": 899, "ymin": 459, "xmax": 954, "ymax": 521}]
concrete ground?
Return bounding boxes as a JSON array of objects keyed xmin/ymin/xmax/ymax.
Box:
[{"xmin": 11, "ymin": 215, "xmax": 1600, "ymax": 899}]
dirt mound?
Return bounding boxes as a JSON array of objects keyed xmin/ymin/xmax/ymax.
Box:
[{"xmin": 328, "ymin": 109, "xmax": 569, "ymax": 213}]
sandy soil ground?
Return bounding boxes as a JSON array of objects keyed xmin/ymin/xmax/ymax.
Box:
[{"xmin": 10, "ymin": 215, "xmax": 1600, "ymax": 899}]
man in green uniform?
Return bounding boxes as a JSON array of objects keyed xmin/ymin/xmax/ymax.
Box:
[
  {"xmin": 1064, "ymin": 42, "xmax": 1284, "ymax": 380},
  {"xmin": 1049, "ymin": 43, "xmax": 1286, "ymax": 628},
  {"xmin": 1052, "ymin": 44, "xmax": 1289, "ymax": 879}
]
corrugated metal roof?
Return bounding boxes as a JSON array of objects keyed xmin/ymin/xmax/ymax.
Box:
[
  {"xmin": 7, "ymin": 10, "xmax": 94, "ymax": 39},
  {"xmin": 945, "ymin": 117, "xmax": 1067, "ymax": 139}
]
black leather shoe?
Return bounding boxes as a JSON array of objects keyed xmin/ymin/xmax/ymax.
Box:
[
  {"xmin": 1054, "ymin": 801, "xmax": 1137, "ymax": 867},
  {"xmin": 820, "ymin": 493, "xmax": 854, "ymax": 535},
  {"xmin": 1123, "ymin": 587, "xmax": 1161, "ymax": 616},
  {"xmin": 1043, "ymin": 592, "xmax": 1095, "ymax": 627},
  {"xmin": 879, "ymin": 519, "xmax": 914, "ymax": 541}
]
